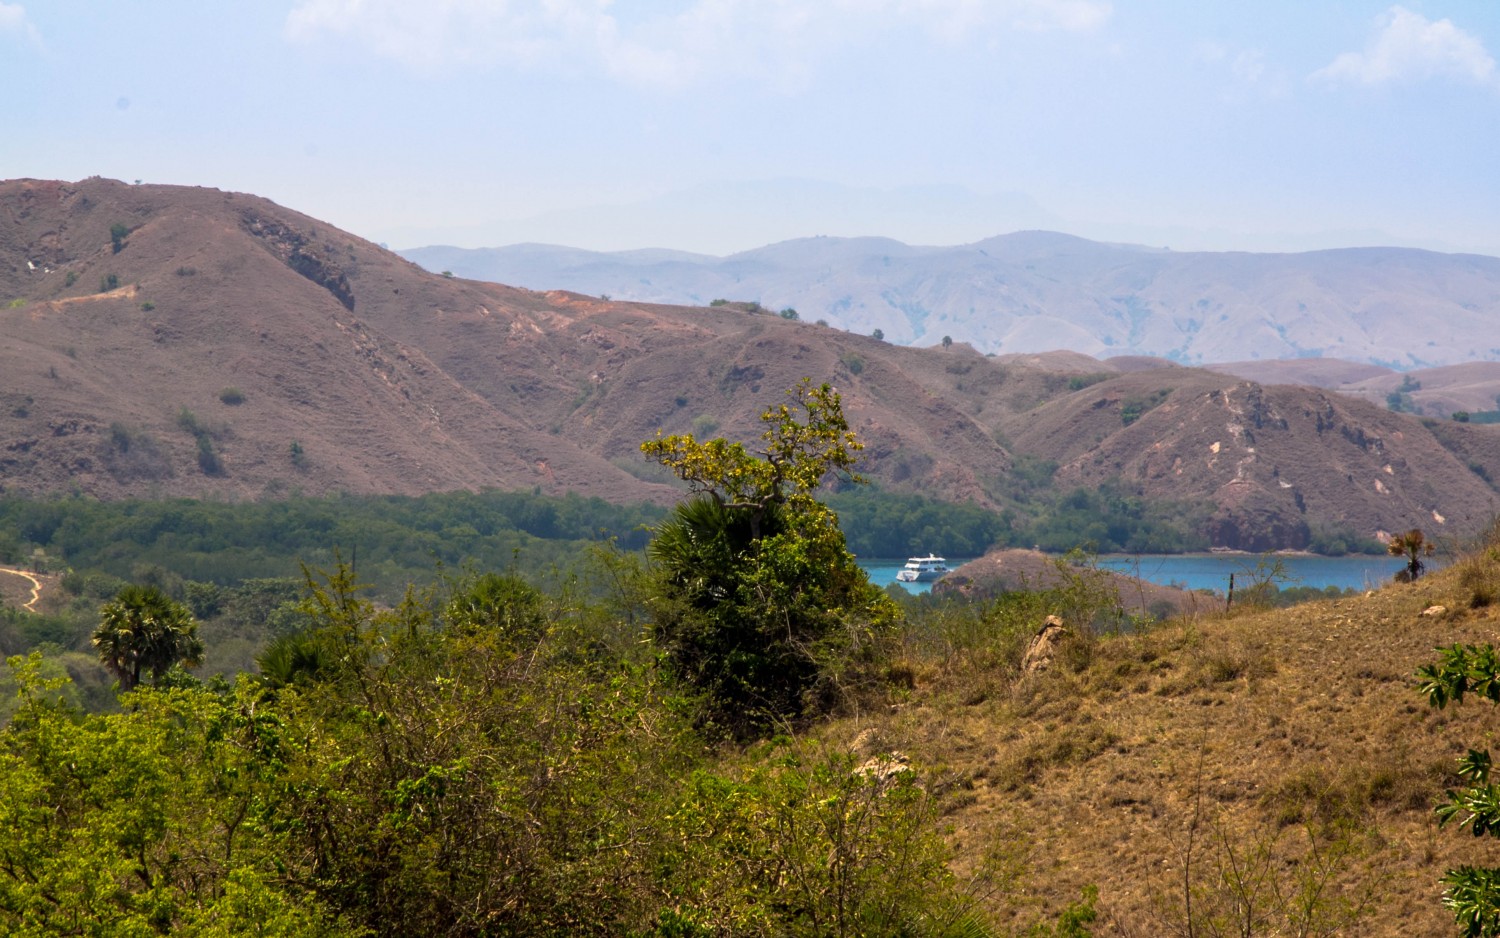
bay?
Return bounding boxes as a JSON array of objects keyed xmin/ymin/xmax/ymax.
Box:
[
  {"xmin": 860, "ymin": 553, "xmax": 1409, "ymax": 595},
  {"xmin": 1094, "ymin": 553, "xmax": 1407, "ymax": 593}
]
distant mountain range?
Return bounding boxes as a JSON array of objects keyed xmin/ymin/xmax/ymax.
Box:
[
  {"xmin": 4, "ymin": 177, "xmax": 1499, "ymax": 551},
  {"xmin": 402, "ymin": 234, "xmax": 1500, "ymax": 369}
]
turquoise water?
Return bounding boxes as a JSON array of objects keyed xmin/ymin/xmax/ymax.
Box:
[
  {"xmin": 860, "ymin": 558, "xmax": 976, "ymax": 594},
  {"xmin": 860, "ymin": 553, "xmax": 1409, "ymax": 594},
  {"xmin": 1094, "ymin": 553, "xmax": 1407, "ymax": 593}
]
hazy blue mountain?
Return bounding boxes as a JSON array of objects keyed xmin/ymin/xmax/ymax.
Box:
[{"xmin": 402, "ymin": 233, "xmax": 1500, "ymax": 368}]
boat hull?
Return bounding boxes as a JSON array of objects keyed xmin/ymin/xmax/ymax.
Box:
[{"xmin": 895, "ymin": 555, "xmax": 949, "ymax": 582}]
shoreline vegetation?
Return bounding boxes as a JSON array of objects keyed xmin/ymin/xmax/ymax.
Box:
[{"xmin": 0, "ymin": 483, "xmax": 1385, "ymax": 590}]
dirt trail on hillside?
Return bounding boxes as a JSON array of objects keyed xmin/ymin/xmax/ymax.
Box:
[{"xmin": 0, "ymin": 567, "xmax": 44, "ymax": 612}]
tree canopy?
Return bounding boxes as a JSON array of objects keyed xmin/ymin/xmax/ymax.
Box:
[
  {"xmin": 642, "ymin": 381, "xmax": 897, "ymax": 737},
  {"xmin": 91, "ymin": 583, "xmax": 203, "ymax": 691},
  {"xmin": 642, "ymin": 378, "xmax": 863, "ymax": 537}
]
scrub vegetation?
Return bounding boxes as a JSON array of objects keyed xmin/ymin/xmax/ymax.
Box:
[{"xmin": 1, "ymin": 384, "xmax": 1497, "ymax": 935}]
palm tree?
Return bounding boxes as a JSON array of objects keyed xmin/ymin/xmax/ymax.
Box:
[
  {"xmin": 1389, "ymin": 528, "xmax": 1436, "ymax": 581},
  {"xmin": 92, "ymin": 584, "xmax": 203, "ymax": 691}
]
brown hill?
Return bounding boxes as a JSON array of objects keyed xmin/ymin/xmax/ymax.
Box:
[
  {"xmin": 1340, "ymin": 361, "xmax": 1500, "ymax": 417},
  {"xmin": 0, "ymin": 177, "xmax": 1005, "ymax": 508},
  {"xmin": 3, "ymin": 177, "xmax": 1499, "ymax": 550},
  {"xmin": 999, "ymin": 368, "xmax": 1500, "ymax": 550},
  {"xmin": 937, "ymin": 549, "xmax": 1205, "ymax": 618},
  {"xmin": 1204, "ymin": 357, "xmax": 1396, "ymax": 389}
]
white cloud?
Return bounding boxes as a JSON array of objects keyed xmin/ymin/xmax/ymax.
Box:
[
  {"xmin": 1313, "ymin": 5, "xmax": 1495, "ymax": 88},
  {"xmin": 0, "ymin": 3, "xmax": 40, "ymax": 43},
  {"xmin": 284, "ymin": 0, "xmax": 1111, "ymax": 88}
]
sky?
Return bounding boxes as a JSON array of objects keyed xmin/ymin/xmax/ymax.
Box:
[{"xmin": 4, "ymin": 1, "xmax": 1499, "ymax": 256}]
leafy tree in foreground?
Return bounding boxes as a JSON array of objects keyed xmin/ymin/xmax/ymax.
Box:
[
  {"xmin": 91, "ymin": 583, "xmax": 203, "ymax": 691},
  {"xmin": 1417, "ymin": 643, "xmax": 1500, "ymax": 936},
  {"xmin": 642, "ymin": 380, "xmax": 898, "ymax": 737}
]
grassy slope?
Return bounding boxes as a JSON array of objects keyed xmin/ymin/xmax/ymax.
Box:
[{"xmin": 821, "ymin": 551, "xmax": 1500, "ymax": 935}]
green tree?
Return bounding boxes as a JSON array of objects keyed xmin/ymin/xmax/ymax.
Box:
[
  {"xmin": 872, "ymin": 328, "xmax": 884, "ymax": 341},
  {"xmin": 1388, "ymin": 528, "xmax": 1435, "ymax": 580},
  {"xmin": 0, "ymin": 654, "xmax": 344, "ymax": 935},
  {"xmin": 109, "ymin": 222, "xmax": 128, "ymax": 254},
  {"xmin": 1417, "ymin": 643, "xmax": 1500, "ymax": 936},
  {"xmin": 642, "ymin": 380, "xmax": 898, "ymax": 736},
  {"xmin": 91, "ymin": 583, "xmax": 203, "ymax": 691}
]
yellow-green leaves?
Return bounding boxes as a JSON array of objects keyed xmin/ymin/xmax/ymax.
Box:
[{"xmin": 642, "ymin": 379, "xmax": 863, "ymax": 512}]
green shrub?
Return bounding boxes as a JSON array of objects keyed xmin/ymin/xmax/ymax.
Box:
[
  {"xmin": 1067, "ymin": 373, "xmax": 1109, "ymax": 391},
  {"xmin": 690, "ymin": 414, "xmax": 719, "ymax": 437},
  {"xmin": 197, "ymin": 436, "xmax": 222, "ymax": 475}
]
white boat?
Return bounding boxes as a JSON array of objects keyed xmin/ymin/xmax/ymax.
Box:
[{"xmin": 895, "ymin": 555, "xmax": 950, "ymax": 583}]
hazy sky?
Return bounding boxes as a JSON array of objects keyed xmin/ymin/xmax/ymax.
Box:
[{"xmin": 4, "ymin": 1, "xmax": 1499, "ymax": 255}]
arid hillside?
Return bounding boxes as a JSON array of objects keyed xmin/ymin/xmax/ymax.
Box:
[
  {"xmin": 998, "ymin": 369, "xmax": 1500, "ymax": 550},
  {"xmin": 822, "ymin": 544, "xmax": 1500, "ymax": 936},
  {"xmin": 3, "ymin": 177, "xmax": 1499, "ymax": 549},
  {"xmin": 1210, "ymin": 358, "xmax": 1500, "ymax": 419}
]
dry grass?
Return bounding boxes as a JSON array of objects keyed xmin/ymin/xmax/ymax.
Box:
[{"xmin": 814, "ymin": 548, "xmax": 1500, "ymax": 935}]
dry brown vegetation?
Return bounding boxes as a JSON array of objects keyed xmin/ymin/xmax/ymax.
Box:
[{"xmin": 807, "ymin": 544, "xmax": 1500, "ymax": 935}]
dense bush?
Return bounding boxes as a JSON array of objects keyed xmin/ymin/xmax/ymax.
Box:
[{"xmin": 0, "ymin": 561, "xmax": 1000, "ymax": 937}]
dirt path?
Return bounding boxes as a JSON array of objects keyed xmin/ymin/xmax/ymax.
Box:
[{"xmin": 0, "ymin": 566, "xmax": 43, "ymax": 612}]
